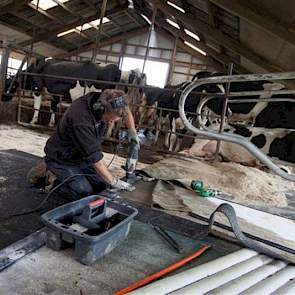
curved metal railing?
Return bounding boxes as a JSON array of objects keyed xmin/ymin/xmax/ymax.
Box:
[{"xmin": 179, "ymin": 72, "xmax": 295, "ymax": 182}]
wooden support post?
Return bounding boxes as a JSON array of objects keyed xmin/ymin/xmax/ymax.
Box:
[{"xmin": 0, "ymin": 46, "xmax": 10, "ymax": 98}]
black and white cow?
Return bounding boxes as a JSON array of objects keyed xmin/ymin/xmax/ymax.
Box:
[
  {"xmin": 196, "ymin": 72, "xmax": 295, "ymax": 130},
  {"xmin": 139, "ymin": 78, "xmax": 225, "ymax": 151},
  {"xmin": 3, "ymin": 59, "xmax": 146, "ymax": 128},
  {"xmin": 2, "ymin": 77, "xmax": 19, "ymax": 101},
  {"xmin": 3, "ymin": 58, "xmax": 121, "ymax": 126},
  {"xmin": 224, "ymin": 80, "xmax": 288, "ymax": 127},
  {"xmin": 118, "ymin": 68, "xmax": 146, "ymax": 122},
  {"xmin": 188, "ymin": 123, "xmax": 295, "ymax": 166}
]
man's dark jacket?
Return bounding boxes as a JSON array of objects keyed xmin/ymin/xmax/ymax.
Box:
[{"xmin": 45, "ymin": 92, "xmax": 106, "ymax": 165}]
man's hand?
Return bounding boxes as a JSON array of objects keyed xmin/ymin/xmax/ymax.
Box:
[
  {"xmin": 110, "ymin": 177, "xmax": 135, "ymax": 191},
  {"xmin": 128, "ymin": 128, "xmax": 140, "ymax": 146}
]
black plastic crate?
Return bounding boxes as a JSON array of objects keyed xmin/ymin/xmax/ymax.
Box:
[{"xmin": 41, "ymin": 195, "xmax": 138, "ymax": 265}]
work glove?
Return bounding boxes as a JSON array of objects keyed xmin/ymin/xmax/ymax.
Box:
[
  {"xmin": 128, "ymin": 128, "xmax": 140, "ymax": 147},
  {"xmin": 110, "ymin": 177, "xmax": 135, "ymax": 192}
]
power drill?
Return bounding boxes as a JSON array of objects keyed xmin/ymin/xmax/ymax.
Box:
[{"xmin": 124, "ymin": 139, "xmax": 139, "ymax": 180}]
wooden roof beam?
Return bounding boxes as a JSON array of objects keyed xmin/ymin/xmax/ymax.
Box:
[
  {"xmin": 18, "ymin": 3, "xmax": 128, "ymax": 47},
  {"xmin": 51, "ymin": 0, "xmax": 80, "ymax": 20},
  {"xmin": 152, "ymin": 0, "xmax": 284, "ymax": 73},
  {"xmin": 0, "ymin": 0, "xmax": 31, "ymax": 16},
  {"xmin": 157, "ymin": 19, "xmax": 248, "ymax": 73},
  {"xmin": 155, "ymin": 25, "xmax": 224, "ymax": 72},
  {"xmin": 210, "ymin": 0, "xmax": 295, "ymax": 48},
  {"xmin": 81, "ymin": 0, "xmax": 97, "ymax": 10},
  {"xmin": 54, "ymin": 26, "xmax": 149, "ymax": 58}
]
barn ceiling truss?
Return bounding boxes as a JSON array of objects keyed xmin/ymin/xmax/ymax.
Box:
[{"xmin": 0, "ymin": 0, "xmax": 293, "ymax": 73}]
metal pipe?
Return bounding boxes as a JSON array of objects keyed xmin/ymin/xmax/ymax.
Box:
[
  {"xmin": 142, "ymin": 7, "xmax": 157, "ymax": 73},
  {"xmin": 229, "ymin": 97, "xmax": 295, "ymax": 102},
  {"xmin": 179, "ymin": 72, "xmax": 295, "ymax": 182},
  {"xmin": 129, "ymin": 249, "xmax": 258, "ymax": 294},
  {"xmin": 227, "ymin": 89, "xmax": 295, "ymax": 96},
  {"xmin": 171, "ymin": 255, "xmax": 273, "ymax": 295},
  {"xmin": 207, "ymin": 260, "xmax": 287, "ymax": 295},
  {"xmin": 91, "ymin": 0, "xmax": 108, "ymax": 62},
  {"xmin": 17, "ymin": 71, "xmax": 295, "ymax": 96},
  {"xmin": 215, "ymin": 63, "xmax": 233, "ymax": 159},
  {"xmin": 196, "ymin": 95, "xmax": 295, "ymax": 130}
]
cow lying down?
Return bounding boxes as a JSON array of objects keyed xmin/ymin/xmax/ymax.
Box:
[{"xmin": 187, "ymin": 125, "xmax": 295, "ymax": 172}]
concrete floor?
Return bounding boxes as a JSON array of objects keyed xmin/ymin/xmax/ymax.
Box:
[
  {"xmin": 0, "ymin": 221, "xmax": 239, "ymax": 295},
  {"xmin": 2, "ymin": 124, "xmax": 292, "ymax": 293},
  {"xmin": 0, "ymin": 124, "xmax": 240, "ymax": 294}
]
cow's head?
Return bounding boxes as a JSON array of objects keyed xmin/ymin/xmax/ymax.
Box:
[
  {"xmin": 138, "ymin": 93, "xmax": 147, "ymax": 115},
  {"xmin": 1, "ymin": 77, "xmax": 19, "ymax": 101},
  {"xmin": 127, "ymin": 70, "xmax": 147, "ymax": 106}
]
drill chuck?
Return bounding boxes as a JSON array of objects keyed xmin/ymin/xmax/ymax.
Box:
[{"xmin": 125, "ymin": 140, "xmax": 139, "ymax": 176}]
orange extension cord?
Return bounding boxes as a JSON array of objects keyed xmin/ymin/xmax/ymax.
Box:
[{"xmin": 115, "ymin": 244, "xmax": 210, "ymax": 295}]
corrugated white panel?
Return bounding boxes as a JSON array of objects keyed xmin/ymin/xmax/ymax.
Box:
[
  {"xmin": 172, "ymin": 255, "xmax": 272, "ymax": 295},
  {"xmin": 130, "ymin": 249, "xmax": 295, "ymax": 295},
  {"xmin": 130, "ymin": 249, "xmax": 257, "ymax": 294},
  {"xmin": 208, "ymin": 260, "xmax": 287, "ymax": 294},
  {"xmin": 241, "ymin": 266, "xmax": 295, "ymax": 295},
  {"xmin": 271, "ymin": 278, "xmax": 295, "ymax": 295}
]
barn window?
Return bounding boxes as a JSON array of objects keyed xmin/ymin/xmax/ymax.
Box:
[
  {"xmin": 167, "ymin": 1, "xmax": 185, "ymax": 13},
  {"xmin": 7, "ymin": 58, "xmax": 27, "ymax": 77},
  {"xmin": 57, "ymin": 18, "xmax": 110, "ymax": 37},
  {"xmin": 141, "ymin": 14, "xmax": 151, "ymax": 25},
  {"xmin": 121, "ymin": 57, "xmax": 169, "ymax": 88},
  {"xmin": 166, "ymin": 19, "xmax": 180, "ymax": 29},
  {"xmin": 31, "ymin": 0, "xmax": 69, "ymax": 11},
  {"xmin": 184, "ymin": 29, "xmax": 200, "ymax": 41},
  {"xmin": 184, "ymin": 41, "xmax": 207, "ymax": 56},
  {"xmin": 76, "ymin": 18, "xmax": 110, "ymax": 31}
]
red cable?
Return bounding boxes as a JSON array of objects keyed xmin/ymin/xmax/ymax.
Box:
[{"xmin": 115, "ymin": 245, "xmax": 210, "ymax": 295}]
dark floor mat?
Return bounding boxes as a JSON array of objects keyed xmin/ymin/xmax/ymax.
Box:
[{"xmin": 0, "ymin": 149, "xmax": 66, "ymax": 249}]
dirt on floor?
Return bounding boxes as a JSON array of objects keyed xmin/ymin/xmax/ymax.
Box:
[
  {"xmin": 144, "ymin": 156, "xmax": 294, "ymax": 208},
  {"xmin": 0, "ymin": 125, "xmax": 148, "ymax": 178}
]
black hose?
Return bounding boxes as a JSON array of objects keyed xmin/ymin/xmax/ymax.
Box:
[{"xmin": 0, "ymin": 173, "xmax": 95, "ymax": 221}]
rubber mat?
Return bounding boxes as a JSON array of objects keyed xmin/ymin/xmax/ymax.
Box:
[{"xmin": 0, "ymin": 149, "xmax": 67, "ymax": 249}]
